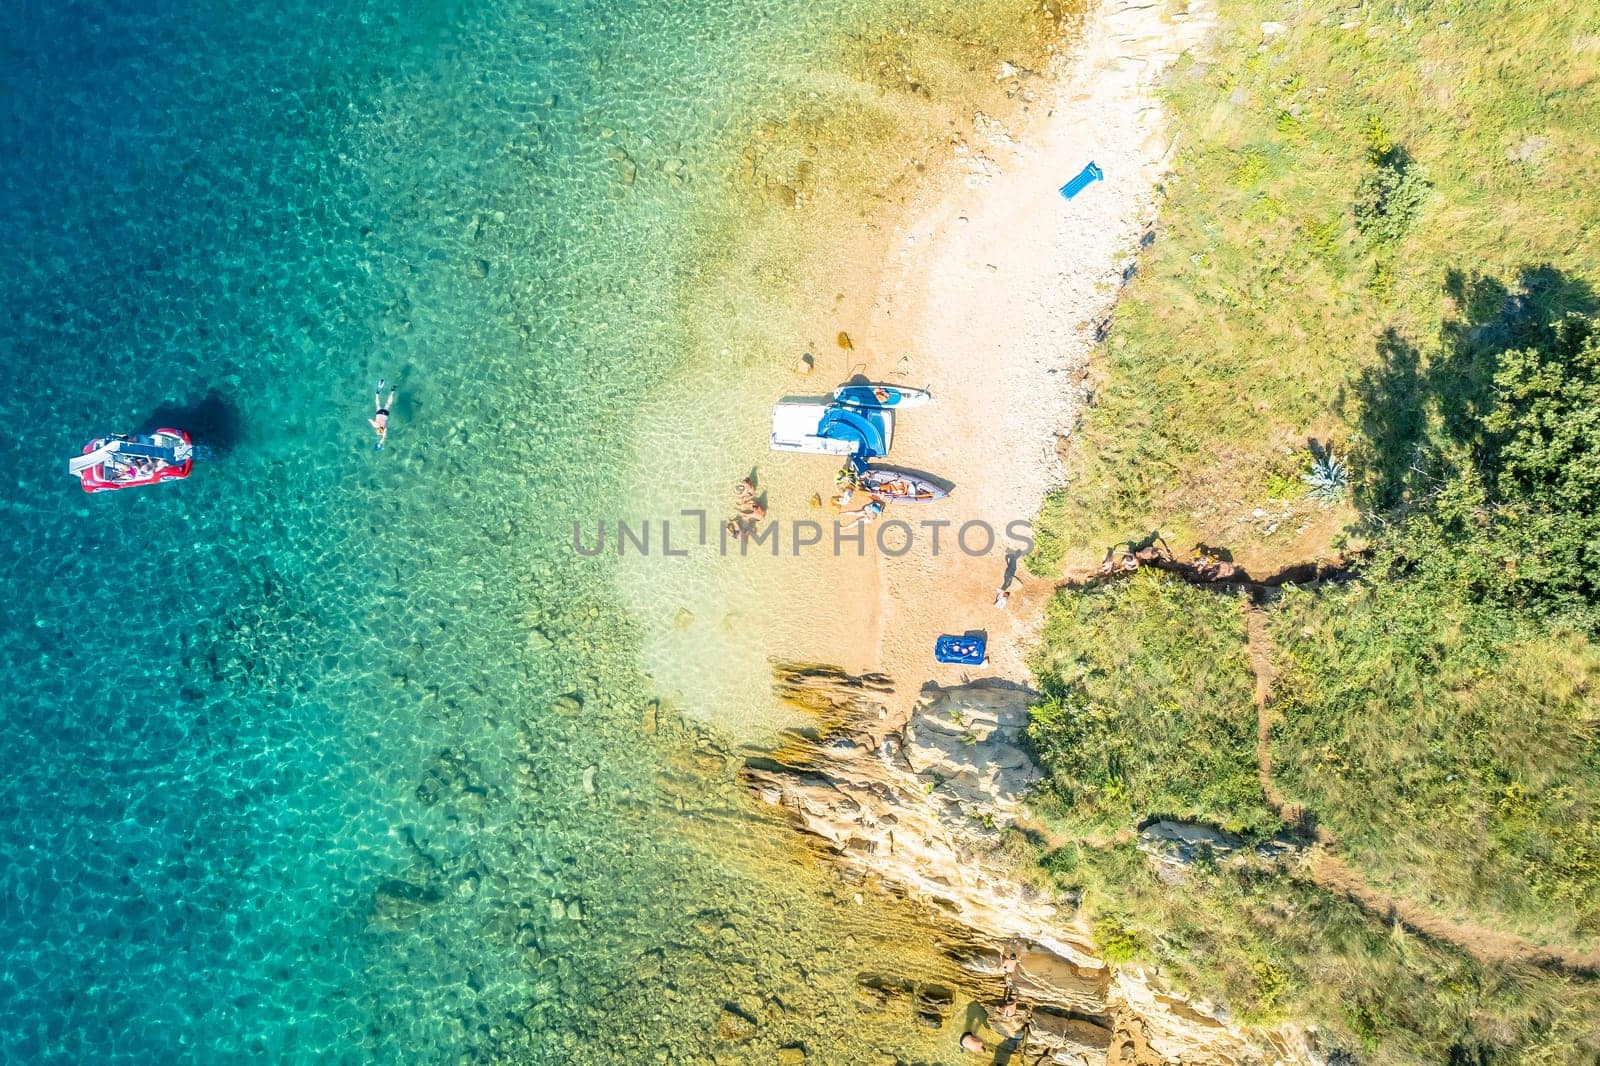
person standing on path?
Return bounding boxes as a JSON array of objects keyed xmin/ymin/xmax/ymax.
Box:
[{"xmin": 995, "ymin": 548, "xmax": 1024, "ymax": 608}]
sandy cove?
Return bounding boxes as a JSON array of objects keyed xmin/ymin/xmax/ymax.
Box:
[
  {"xmin": 741, "ymin": 2, "xmax": 1321, "ymax": 1061},
  {"xmin": 627, "ymin": 1, "xmax": 1320, "ymax": 1059},
  {"xmin": 840, "ymin": 0, "xmax": 1214, "ymax": 712},
  {"xmin": 622, "ymin": 0, "xmax": 1212, "ymax": 734}
]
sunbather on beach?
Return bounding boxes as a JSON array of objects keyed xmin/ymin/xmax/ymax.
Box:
[{"xmin": 838, "ymin": 498, "xmax": 884, "ymax": 529}]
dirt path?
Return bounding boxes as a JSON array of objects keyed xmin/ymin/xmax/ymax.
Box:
[
  {"xmin": 1037, "ymin": 543, "xmax": 1600, "ymax": 975},
  {"xmin": 1244, "ymin": 605, "xmax": 1600, "ymax": 977}
]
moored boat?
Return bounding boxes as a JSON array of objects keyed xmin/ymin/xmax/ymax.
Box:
[
  {"xmin": 857, "ymin": 466, "xmax": 948, "ymax": 503},
  {"xmin": 770, "ymin": 401, "xmax": 894, "ymax": 457},
  {"xmin": 69, "ymin": 429, "xmax": 194, "ymax": 493}
]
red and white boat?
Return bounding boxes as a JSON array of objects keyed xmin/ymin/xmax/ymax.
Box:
[{"xmin": 69, "ymin": 429, "xmax": 194, "ymax": 493}]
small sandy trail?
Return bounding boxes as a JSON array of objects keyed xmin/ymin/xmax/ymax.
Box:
[{"xmin": 1245, "ymin": 604, "xmax": 1600, "ymax": 977}]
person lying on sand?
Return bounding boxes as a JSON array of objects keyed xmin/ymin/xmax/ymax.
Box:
[
  {"xmin": 740, "ymin": 500, "xmax": 766, "ymax": 521},
  {"xmin": 838, "ymin": 498, "xmax": 884, "ymax": 529},
  {"xmin": 735, "ymin": 476, "xmax": 755, "ymax": 500}
]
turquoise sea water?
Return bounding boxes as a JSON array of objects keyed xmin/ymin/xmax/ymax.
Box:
[{"xmin": 1, "ymin": 1, "xmax": 1050, "ymax": 1061}]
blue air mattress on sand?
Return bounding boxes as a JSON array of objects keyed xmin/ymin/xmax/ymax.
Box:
[
  {"xmin": 934, "ymin": 634, "xmax": 987, "ymax": 665},
  {"xmin": 1059, "ymin": 161, "xmax": 1103, "ymax": 200}
]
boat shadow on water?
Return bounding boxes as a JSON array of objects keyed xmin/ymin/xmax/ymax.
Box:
[{"xmin": 139, "ymin": 389, "xmax": 244, "ymax": 456}]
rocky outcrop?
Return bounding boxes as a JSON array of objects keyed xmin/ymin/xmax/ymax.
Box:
[{"xmin": 745, "ymin": 667, "xmax": 1309, "ymax": 1065}]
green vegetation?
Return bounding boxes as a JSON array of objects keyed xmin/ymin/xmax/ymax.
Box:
[
  {"xmin": 1021, "ymin": 0, "xmax": 1600, "ymax": 1060},
  {"xmin": 1352, "ymin": 137, "xmax": 1429, "ymax": 248},
  {"xmin": 1270, "ymin": 582, "xmax": 1600, "ymax": 949},
  {"xmin": 1028, "ymin": 572, "xmax": 1270, "ymax": 835},
  {"xmin": 1301, "ymin": 442, "xmax": 1348, "ymax": 504},
  {"xmin": 1025, "ymin": 826, "xmax": 1534, "ymax": 1043},
  {"xmin": 1028, "ymin": 0, "xmax": 1600, "ymax": 575},
  {"xmin": 1025, "ymin": 576, "xmax": 1600, "ymax": 1062}
]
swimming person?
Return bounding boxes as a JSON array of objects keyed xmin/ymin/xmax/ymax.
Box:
[{"xmin": 370, "ymin": 379, "xmax": 396, "ymax": 449}]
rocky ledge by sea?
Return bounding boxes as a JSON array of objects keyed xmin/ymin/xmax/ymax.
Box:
[{"xmin": 743, "ymin": 666, "xmax": 1313, "ymax": 1065}]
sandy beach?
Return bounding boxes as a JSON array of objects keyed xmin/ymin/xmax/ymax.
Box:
[
  {"xmin": 621, "ymin": 0, "xmax": 1214, "ymax": 735},
  {"xmin": 855, "ymin": 0, "xmax": 1215, "ymax": 712}
]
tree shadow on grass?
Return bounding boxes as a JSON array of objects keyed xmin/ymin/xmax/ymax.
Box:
[
  {"xmin": 1348, "ymin": 328, "xmax": 1425, "ymax": 512},
  {"xmin": 1347, "ymin": 266, "xmax": 1597, "ymax": 513}
]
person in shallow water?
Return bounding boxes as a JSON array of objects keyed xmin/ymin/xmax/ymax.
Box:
[{"xmin": 370, "ymin": 379, "xmax": 396, "ymax": 448}]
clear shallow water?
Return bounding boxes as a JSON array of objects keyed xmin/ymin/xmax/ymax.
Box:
[{"xmin": 1, "ymin": 0, "xmax": 1062, "ymax": 1061}]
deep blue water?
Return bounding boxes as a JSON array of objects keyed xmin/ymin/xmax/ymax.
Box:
[
  {"xmin": 0, "ymin": 2, "xmax": 663, "ymax": 1059},
  {"xmin": 5, "ymin": 4, "xmax": 480, "ymax": 1058}
]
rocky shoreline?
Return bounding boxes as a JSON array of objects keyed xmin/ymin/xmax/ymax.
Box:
[{"xmin": 743, "ymin": 666, "xmax": 1310, "ymax": 1064}]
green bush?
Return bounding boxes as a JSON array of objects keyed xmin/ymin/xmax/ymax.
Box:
[
  {"xmin": 1354, "ymin": 147, "xmax": 1429, "ymax": 246},
  {"xmin": 1093, "ymin": 916, "xmax": 1145, "ymax": 963},
  {"xmin": 1027, "ymin": 572, "xmax": 1272, "ymax": 836},
  {"xmin": 1481, "ymin": 314, "xmax": 1600, "ymax": 622}
]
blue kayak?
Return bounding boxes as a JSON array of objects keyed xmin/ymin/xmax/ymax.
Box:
[
  {"xmin": 833, "ymin": 383, "xmax": 932, "ymax": 410},
  {"xmin": 934, "ymin": 634, "xmax": 987, "ymax": 665}
]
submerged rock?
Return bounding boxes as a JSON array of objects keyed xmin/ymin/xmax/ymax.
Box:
[
  {"xmin": 913, "ymin": 983, "xmax": 954, "ymax": 1029},
  {"xmin": 854, "ymin": 973, "xmax": 915, "ymax": 1013},
  {"xmin": 714, "ymin": 1006, "xmax": 758, "ymax": 1043},
  {"xmin": 373, "ymin": 877, "xmax": 445, "ymax": 921},
  {"xmin": 416, "ymin": 748, "xmax": 490, "ymax": 807},
  {"xmin": 635, "ymin": 948, "xmax": 665, "ymax": 980}
]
